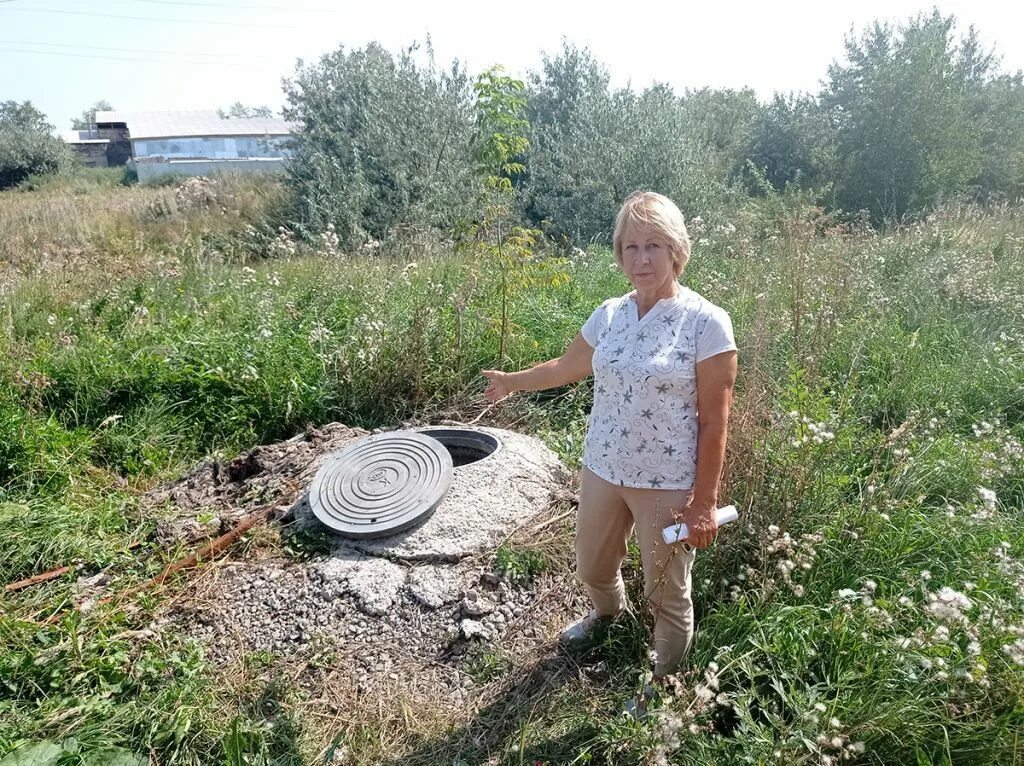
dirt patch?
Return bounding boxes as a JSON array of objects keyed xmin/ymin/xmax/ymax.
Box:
[
  {"xmin": 144, "ymin": 422, "xmax": 583, "ymax": 705},
  {"xmin": 143, "ymin": 422, "xmax": 367, "ymax": 546},
  {"xmin": 162, "ymin": 556, "xmax": 585, "ymax": 703}
]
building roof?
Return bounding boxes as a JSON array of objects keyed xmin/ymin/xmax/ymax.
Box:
[
  {"xmin": 94, "ymin": 110, "xmax": 295, "ymax": 140},
  {"xmin": 61, "ymin": 130, "xmax": 110, "ymax": 145}
]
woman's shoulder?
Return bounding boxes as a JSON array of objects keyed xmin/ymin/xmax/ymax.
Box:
[
  {"xmin": 592, "ymin": 292, "xmax": 633, "ymax": 313},
  {"xmin": 682, "ymin": 286, "xmax": 737, "ymax": 359},
  {"xmin": 680, "ymin": 286, "xmax": 732, "ymax": 320},
  {"xmin": 582, "ymin": 292, "xmax": 631, "ymax": 343}
]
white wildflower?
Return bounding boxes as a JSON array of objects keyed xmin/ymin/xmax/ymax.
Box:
[
  {"xmin": 308, "ymin": 323, "xmax": 333, "ymax": 344},
  {"xmin": 1002, "ymin": 639, "xmax": 1024, "ymax": 665},
  {"xmin": 926, "ymin": 587, "xmax": 972, "ymax": 622}
]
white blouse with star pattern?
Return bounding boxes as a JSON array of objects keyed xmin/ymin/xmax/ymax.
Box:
[{"xmin": 580, "ymin": 285, "xmax": 737, "ymax": 489}]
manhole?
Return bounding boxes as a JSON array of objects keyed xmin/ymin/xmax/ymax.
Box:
[
  {"xmin": 309, "ymin": 431, "xmax": 453, "ymax": 538},
  {"xmin": 419, "ymin": 428, "xmax": 501, "ymax": 468}
]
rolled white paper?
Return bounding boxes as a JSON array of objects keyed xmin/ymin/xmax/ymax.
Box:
[{"xmin": 661, "ymin": 505, "xmax": 739, "ymax": 545}]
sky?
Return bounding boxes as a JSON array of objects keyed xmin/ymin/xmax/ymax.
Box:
[{"xmin": 1, "ymin": 0, "xmax": 1023, "ymax": 132}]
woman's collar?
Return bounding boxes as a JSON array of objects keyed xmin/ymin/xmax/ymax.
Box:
[{"xmin": 628, "ymin": 283, "xmax": 689, "ymax": 305}]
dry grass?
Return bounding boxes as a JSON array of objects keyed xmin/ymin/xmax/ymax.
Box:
[
  {"xmin": 0, "ymin": 184, "xmax": 169, "ymax": 289},
  {"xmin": 0, "ymin": 172, "xmax": 286, "ymax": 300}
]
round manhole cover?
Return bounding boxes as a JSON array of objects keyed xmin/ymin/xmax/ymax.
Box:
[{"xmin": 309, "ymin": 432, "xmax": 454, "ymax": 538}]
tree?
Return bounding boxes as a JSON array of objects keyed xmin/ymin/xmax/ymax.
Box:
[
  {"xmin": 218, "ymin": 102, "xmax": 274, "ymax": 119},
  {"xmin": 822, "ymin": 11, "xmax": 992, "ymax": 220},
  {"xmin": 678, "ymin": 86, "xmax": 761, "ymax": 180},
  {"xmin": 282, "ymin": 40, "xmax": 477, "ymax": 244},
  {"xmin": 743, "ymin": 93, "xmax": 837, "ymax": 194},
  {"xmin": 524, "ymin": 42, "xmax": 624, "ymax": 242},
  {"xmin": 523, "ymin": 42, "xmax": 736, "ymax": 245},
  {"xmin": 71, "ymin": 100, "xmax": 113, "ymax": 131},
  {"xmin": 469, "ymin": 66, "xmax": 534, "ymax": 362},
  {"xmin": 0, "ymin": 101, "xmax": 74, "ymax": 189},
  {"xmin": 970, "ymin": 72, "xmax": 1024, "ymax": 202}
]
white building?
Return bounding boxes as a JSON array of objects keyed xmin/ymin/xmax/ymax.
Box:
[{"xmin": 95, "ymin": 110, "xmax": 295, "ymax": 182}]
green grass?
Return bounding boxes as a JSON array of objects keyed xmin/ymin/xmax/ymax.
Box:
[
  {"xmin": 494, "ymin": 543, "xmax": 550, "ymax": 585},
  {"xmin": 16, "ymin": 165, "xmax": 126, "ymax": 194},
  {"xmin": 1, "ymin": 180, "xmax": 1022, "ymax": 764}
]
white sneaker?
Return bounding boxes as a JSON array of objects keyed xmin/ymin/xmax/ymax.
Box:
[
  {"xmin": 558, "ymin": 609, "xmax": 610, "ymax": 643},
  {"xmin": 623, "ymin": 685, "xmax": 659, "ymax": 721}
]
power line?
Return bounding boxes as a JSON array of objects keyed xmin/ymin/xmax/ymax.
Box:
[
  {"xmin": 0, "ymin": 46, "xmax": 280, "ymax": 70},
  {"xmin": 0, "ymin": 6, "xmax": 299, "ymax": 29},
  {"xmin": 0, "ymin": 38, "xmax": 253, "ymax": 58},
  {"xmin": 135, "ymin": 0, "xmax": 335, "ymax": 11}
]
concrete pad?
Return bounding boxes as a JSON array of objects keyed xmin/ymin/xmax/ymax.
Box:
[
  {"xmin": 350, "ymin": 427, "xmax": 565, "ymax": 561},
  {"xmin": 317, "ymin": 549, "xmax": 407, "ymax": 616},
  {"xmin": 408, "ymin": 564, "xmax": 464, "ymax": 609}
]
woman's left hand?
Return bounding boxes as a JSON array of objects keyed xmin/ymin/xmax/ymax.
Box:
[{"xmin": 679, "ymin": 497, "xmax": 719, "ymax": 549}]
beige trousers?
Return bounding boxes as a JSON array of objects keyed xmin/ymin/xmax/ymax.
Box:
[{"xmin": 575, "ymin": 467, "xmax": 696, "ymax": 677}]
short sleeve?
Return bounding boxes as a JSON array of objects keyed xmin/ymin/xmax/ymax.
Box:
[
  {"xmin": 695, "ymin": 305, "xmax": 737, "ymax": 363},
  {"xmin": 581, "ymin": 299, "xmax": 615, "ymax": 348}
]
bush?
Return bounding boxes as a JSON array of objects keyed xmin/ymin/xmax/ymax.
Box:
[
  {"xmin": 0, "ymin": 101, "xmax": 74, "ymax": 190},
  {"xmin": 823, "ymin": 12, "xmax": 993, "ymax": 220},
  {"xmin": 742, "ymin": 92, "xmax": 837, "ymax": 194},
  {"xmin": 282, "ymin": 41, "xmax": 478, "ymax": 246},
  {"xmin": 524, "ymin": 43, "xmax": 741, "ymax": 243},
  {"xmin": 120, "ymin": 165, "xmax": 138, "ymax": 186}
]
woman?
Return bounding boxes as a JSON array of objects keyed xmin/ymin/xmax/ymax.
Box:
[{"xmin": 482, "ymin": 191, "xmax": 737, "ymax": 691}]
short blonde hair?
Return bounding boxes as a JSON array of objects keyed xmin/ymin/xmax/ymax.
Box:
[{"xmin": 612, "ymin": 191, "xmax": 691, "ymax": 277}]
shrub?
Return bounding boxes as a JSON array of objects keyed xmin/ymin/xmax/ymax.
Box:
[
  {"xmin": 0, "ymin": 101, "xmax": 74, "ymax": 190},
  {"xmin": 282, "ymin": 41, "xmax": 478, "ymax": 246}
]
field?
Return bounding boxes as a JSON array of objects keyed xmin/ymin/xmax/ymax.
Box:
[{"xmin": 1, "ymin": 171, "xmax": 1023, "ymax": 765}]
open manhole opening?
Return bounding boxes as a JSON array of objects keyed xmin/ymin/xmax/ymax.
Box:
[{"xmin": 419, "ymin": 428, "xmax": 501, "ymax": 468}]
